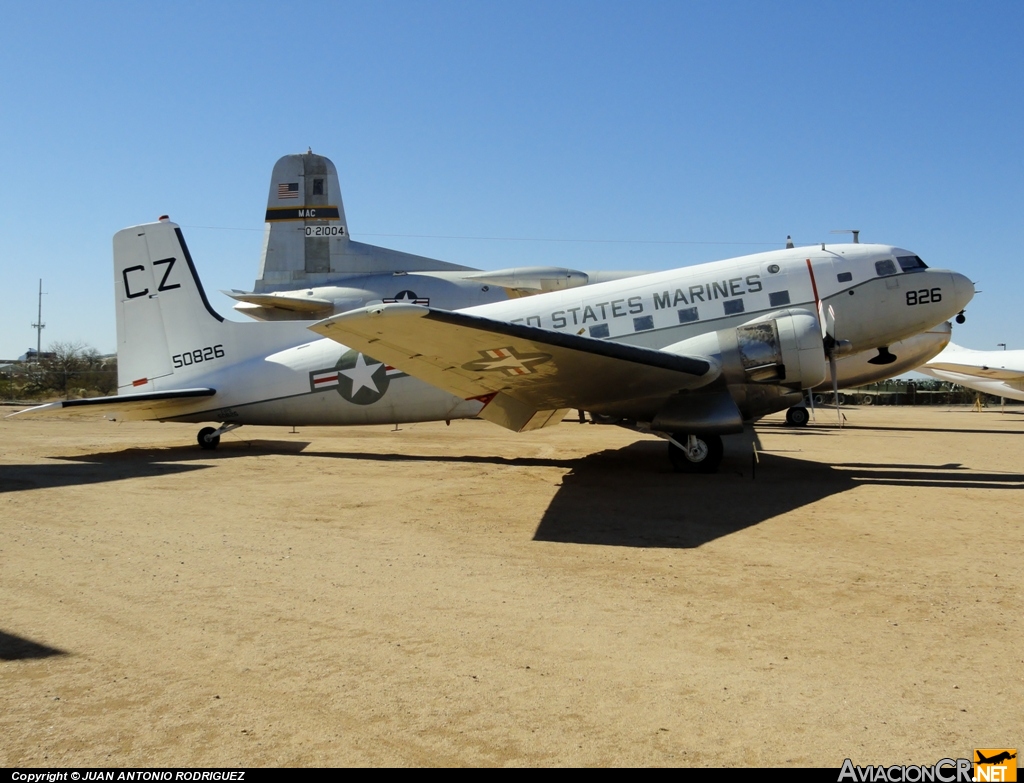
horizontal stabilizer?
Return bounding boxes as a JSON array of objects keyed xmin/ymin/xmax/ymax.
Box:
[
  {"xmin": 308, "ymin": 304, "xmax": 718, "ymax": 430},
  {"xmin": 463, "ymin": 266, "xmax": 590, "ymax": 297},
  {"xmin": 7, "ymin": 388, "xmax": 215, "ymax": 420},
  {"xmin": 223, "ymin": 290, "xmax": 335, "ymax": 314}
]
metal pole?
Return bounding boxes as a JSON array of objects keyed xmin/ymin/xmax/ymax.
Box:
[{"xmin": 31, "ymin": 279, "xmax": 46, "ymax": 361}]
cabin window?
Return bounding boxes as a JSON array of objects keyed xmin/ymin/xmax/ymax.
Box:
[
  {"xmin": 677, "ymin": 307, "xmax": 698, "ymax": 323},
  {"xmin": 723, "ymin": 298, "xmax": 745, "ymax": 315},
  {"xmin": 633, "ymin": 315, "xmax": 654, "ymax": 332},
  {"xmin": 897, "ymin": 255, "xmax": 927, "ymax": 272},
  {"xmin": 590, "ymin": 324, "xmax": 610, "ymax": 338},
  {"xmin": 312, "ymin": 178, "xmax": 325, "ymax": 196},
  {"xmin": 837, "ymin": 272, "xmax": 853, "ymax": 283},
  {"xmin": 769, "ymin": 290, "xmax": 791, "ymax": 307},
  {"xmin": 875, "ymin": 259, "xmax": 898, "ymax": 277}
]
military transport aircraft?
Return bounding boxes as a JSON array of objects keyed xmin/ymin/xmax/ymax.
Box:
[
  {"xmin": 10, "ymin": 219, "xmax": 974, "ymax": 473},
  {"xmin": 917, "ymin": 342, "xmax": 1024, "ymax": 401},
  {"xmin": 225, "ymin": 150, "xmax": 641, "ymax": 321},
  {"xmin": 201, "ymin": 147, "xmax": 956, "ymax": 429}
]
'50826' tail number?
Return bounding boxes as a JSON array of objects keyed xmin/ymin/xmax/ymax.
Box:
[{"xmin": 173, "ymin": 344, "xmax": 225, "ymax": 368}]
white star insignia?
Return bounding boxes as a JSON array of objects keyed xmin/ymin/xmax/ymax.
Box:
[{"xmin": 340, "ymin": 353, "xmax": 384, "ymax": 396}]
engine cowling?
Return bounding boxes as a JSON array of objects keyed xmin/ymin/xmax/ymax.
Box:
[{"xmin": 663, "ymin": 308, "xmax": 827, "ymax": 390}]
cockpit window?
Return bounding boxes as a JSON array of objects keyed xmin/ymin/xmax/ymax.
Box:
[
  {"xmin": 897, "ymin": 255, "xmax": 928, "ymax": 272},
  {"xmin": 875, "ymin": 259, "xmax": 898, "ymax": 277}
]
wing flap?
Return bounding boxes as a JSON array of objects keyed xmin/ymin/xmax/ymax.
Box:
[
  {"xmin": 308, "ymin": 304, "xmax": 719, "ymax": 424},
  {"xmin": 6, "ymin": 388, "xmax": 216, "ymax": 420}
]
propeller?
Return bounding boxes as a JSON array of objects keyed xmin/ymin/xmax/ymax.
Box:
[
  {"xmin": 824, "ymin": 305, "xmax": 842, "ymax": 427},
  {"xmin": 806, "ymin": 259, "xmax": 848, "ymax": 427}
]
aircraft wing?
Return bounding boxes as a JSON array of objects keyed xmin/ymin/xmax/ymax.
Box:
[
  {"xmin": 921, "ymin": 360, "xmax": 1024, "ymax": 381},
  {"xmin": 6, "ymin": 388, "xmax": 216, "ymax": 420},
  {"xmin": 309, "ymin": 304, "xmax": 720, "ymax": 432}
]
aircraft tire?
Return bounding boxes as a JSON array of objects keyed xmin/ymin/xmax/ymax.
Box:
[
  {"xmin": 668, "ymin": 434, "xmax": 723, "ymax": 474},
  {"xmin": 197, "ymin": 427, "xmax": 220, "ymax": 450},
  {"xmin": 785, "ymin": 407, "xmax": 810, "ymax": 427}
]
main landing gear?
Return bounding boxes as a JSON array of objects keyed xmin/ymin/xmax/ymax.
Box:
[
  {"xmin": 196, "ymin": 423, "xmax": 241, "ymax": 450},
  {"xmin": 667, "ymin": 433, "xmax": 724, "ymax": 474}
]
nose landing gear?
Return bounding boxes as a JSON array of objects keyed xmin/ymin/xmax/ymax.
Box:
[
  {"xmin": 956, "ymin": 310, "xmax": 966, "ymax": 325},
  {"xmin": 785, "ymin": 406, "xmax": 810, "ymax": 426}
]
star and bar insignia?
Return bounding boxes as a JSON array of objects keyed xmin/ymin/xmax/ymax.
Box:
[
  {"xmin": 461, "ymin": 346, "xmax": 552, "ymax": 377},
  {"xmin": 309, "ymin": 350, "xmax": 405, "ymax": 405}
]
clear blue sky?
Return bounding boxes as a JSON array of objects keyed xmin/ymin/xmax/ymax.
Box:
[{"xmin": 2, "ymin": 1, "xmax": 1022, "ymax": 359}]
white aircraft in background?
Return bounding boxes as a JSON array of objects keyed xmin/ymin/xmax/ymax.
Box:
[
  {"xmin": 225, "ymin": 150, "xmax": 641, "ymax": 321},
  {"xmin": 10, "ymin": 219, "xmax": 973, "ymax": 473},
  {"xmin": 917, "ymin": 343, "xmax": 1024, "ymax": 401}
]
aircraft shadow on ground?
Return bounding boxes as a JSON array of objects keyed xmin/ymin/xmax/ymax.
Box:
[
  {"xmin": 10, "ymin": 439, "xmax": 1023, "ymax": 551},
  {"xmin": 0, "ymin": 440, "xmax": 313, "ymax": 494},
  {"xmin": 0, "ymin": 461, "xmax": 206, "ymax": 494},
  {"xmin": 0, "ymin": 629, "xmax": 67, "ymax": 661},
  {"xmin": 531, "ymin": 441, "xmax": 1024, "ymax": 549},
  {"xmin": 845, "ymin": 424, "xmax": 1024, "ymax": 436}
]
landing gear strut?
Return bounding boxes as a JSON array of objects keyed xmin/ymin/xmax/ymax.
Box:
[
  {"xmin": 667, "ymin": 433, "xmax": 724, "ymax": 474},
  {"xmin": 196, "ymin": 423, "xmax": 241, "ymax": 450}
]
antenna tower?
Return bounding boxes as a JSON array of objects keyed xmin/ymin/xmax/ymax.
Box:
[{"xmin": 31, "ymin": 279, "xmax": 46, "ymax": 361}]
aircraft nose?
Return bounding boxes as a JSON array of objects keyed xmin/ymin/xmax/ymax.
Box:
[{"xmin": 950, "ymin": 272, "xmax": 975, "ymax": 312}]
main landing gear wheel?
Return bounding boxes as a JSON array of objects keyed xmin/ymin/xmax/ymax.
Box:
[
  {"xmin": 197, "ymin": 427, "xmax": 220, "ymax": 450},
  {"xmin": 668, "ymin": 433, "xmax": 724, "ymax": 474},
  {"xmin": 785, "ymin": 406, "xmax": 810, "ymax": 427}
]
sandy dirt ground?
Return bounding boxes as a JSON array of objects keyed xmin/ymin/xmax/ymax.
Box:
[{"xmin": 1, "ymin": 405, "xmax": 1021, "ymax": 767}]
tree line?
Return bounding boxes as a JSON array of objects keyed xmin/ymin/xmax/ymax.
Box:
[{"xmin": 2, "ymin": 342, "xmax": 117, "ymax": 400}]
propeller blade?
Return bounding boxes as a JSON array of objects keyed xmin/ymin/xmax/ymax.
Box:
[
  {"xmin": 806, "ymin": 259, "xmax": 829, "ymax": 340},
  {"xmin": 830, "ymin": 351, "xmax": 842, "ymax": 427}
]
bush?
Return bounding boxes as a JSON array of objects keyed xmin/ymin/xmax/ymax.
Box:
[{"xmin": 22, "ymin": 341, "xmax": 117, "ymax": 399}]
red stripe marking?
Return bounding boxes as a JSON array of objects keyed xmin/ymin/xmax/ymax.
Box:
[
  {"xmin": 313, "ymin": 373, "xmax": 339, "ymax": 385},
  {"xmin": 132, "ymin": 377, "xmax": 147, "ymax": 387},
  {"xmin": 805, "ymin": 258, "xmax": 820, "ymax": 304}
]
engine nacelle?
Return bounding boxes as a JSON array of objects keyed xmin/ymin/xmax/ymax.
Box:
[{"xmin": 663, "ymin": 308, "xmax": 827, "ymax": 390}]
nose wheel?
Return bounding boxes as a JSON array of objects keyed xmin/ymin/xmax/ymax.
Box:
[
  {"xmin": 667, "ymin": 433, "xmax": 724, "ymax": 473},
  {"xmin": 785, "ymin": 406, "xmax": 810, "ymax": 427},
  {"xmin": 955, "ymin": 310, "xmax": 966, "ymax": 324}
]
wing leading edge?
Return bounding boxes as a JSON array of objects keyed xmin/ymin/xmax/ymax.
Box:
[{"xmin": 308, "ymin": 304, "xmax": 721, "ymax": 432}]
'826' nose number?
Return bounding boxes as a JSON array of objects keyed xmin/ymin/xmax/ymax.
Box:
[{"xmin": 906, "ymin": 288, "xmax": 942, "ymax": 306}]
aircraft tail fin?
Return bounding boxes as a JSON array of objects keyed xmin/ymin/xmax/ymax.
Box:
[
  {"xmin": 113, "ymin": 219, "xmax": 275, "ymax": 394},
  {"xmin": 254, "ymin": 151, "xmax": 472, "ymax": 293}
]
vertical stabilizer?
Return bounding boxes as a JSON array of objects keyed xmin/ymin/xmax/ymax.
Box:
[
  {"xmin": 114, "ymin": 219, "xmax": 306, "ymax": 394},
  {"xmin": 115, "ymin": 220, "xmax": 231, "ymax": 391},
  {"xmin": 256, "ymin": 151, "xmax": 349, "ymax": 291}
]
